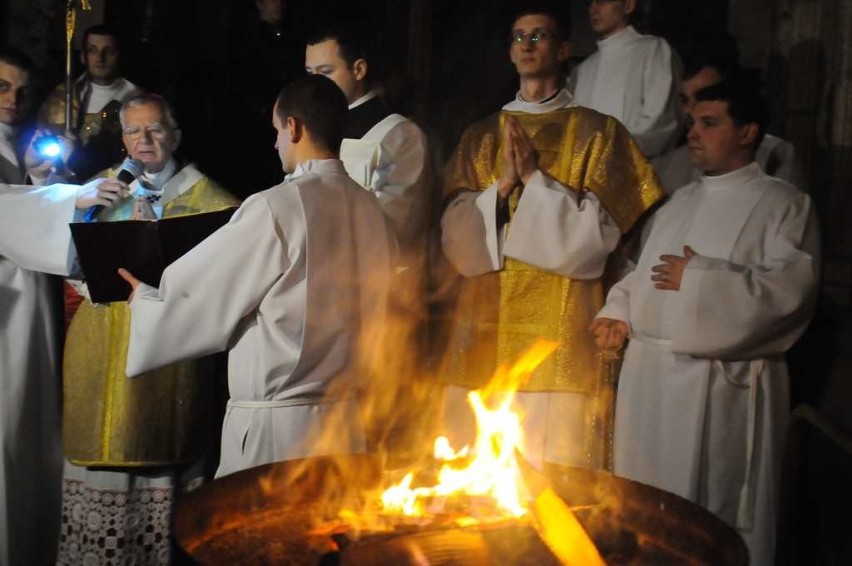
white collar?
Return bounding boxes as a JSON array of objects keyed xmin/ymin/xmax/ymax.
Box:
[
  {"xmin": 90, "ymin": 78, "xmax": 125, "ymax": 91},
  {"xmin": 285, "ymin": 158, "xmax": 346, "ymax": 181},
  {"xmin": 597, "ymin": 25, "xmax": 640, "ymax": 52},
  {"xmin": 700, "ymin": 161, "xmax": 762, "ymax": 191},
  {"xmin": 348, "ymin": 90, "xmax": 379, "ymax": 110},
  {"xmin": 502, "ymin": 88, "xmax": 577, "ymax": 114},
  {"xmin": 139, "ymin": 157, "xmax": 178, "ymax": 190}
]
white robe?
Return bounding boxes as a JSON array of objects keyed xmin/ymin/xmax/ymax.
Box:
[
  {"xmin": 341, "ymin": 90, "xmax": 430, "ymax": 256},
  {"xmin": 126, "ymin": 159, "xmax": 392, "ymax": 478},
  {"xmin": 82, "ymin": 77, "xmax": 138, "ymax": 114},
  {"xmin": 597, "ymin": 162, "xmax": 820, "ymax": 565},
  {"xmin": 0, "ymin": 171, "xmax": 79, "ymax": 565},
  {"xmin": 569, "ymin": 26, "xmax": 681, "ymax": 158},
  {"xmin": 653, "ymin": 134, "xmax": 803, "ymax": 194},
  {"xmin": 441, "ymin": 89, "xmax": 622, "ymax": 468}
]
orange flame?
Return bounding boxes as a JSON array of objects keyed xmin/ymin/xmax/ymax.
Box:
[{"xmin": 380, "ymin": 338, "xmax": 559, "ymax": 520}]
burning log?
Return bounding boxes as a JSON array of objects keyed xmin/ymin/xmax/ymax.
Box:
[{"xmin": 516, "ymin": 451, "xmax": 605, "ymax": 566}]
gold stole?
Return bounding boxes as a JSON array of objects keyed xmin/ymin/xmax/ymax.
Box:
[
  {"xmin": 63, "ymin": 176, "xmax": 240, "ymax": 466},
  {"xmin": 442, "ymin": 108, "xmax": 663, "ymax": 392}
]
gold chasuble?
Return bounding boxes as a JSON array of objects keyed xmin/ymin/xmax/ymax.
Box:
[
  {"xmin": 63, "ymin": 172, "xmax": 240, "ymax": 466},
  {"xmin": 442, "ymin": 108, "xmax": 663, "ymax": 394}
]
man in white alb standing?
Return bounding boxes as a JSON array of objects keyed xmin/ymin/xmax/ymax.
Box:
[
  {"xmin": 120, "ymin": 75, "xmax": 393, "ymax": 477},
  {"xmin": 0, "ymin": 48, "xmax": 123, "ymax": 560},
  {"xmin": 592, "ymin": 79, "xmax": 820, "ymax": 565},
  {"xmin": 568, "ymin": 0, "xmax": 681, "ymax": 158}
]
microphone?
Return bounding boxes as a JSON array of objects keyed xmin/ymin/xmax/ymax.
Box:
[{"xmin": 84, "ymin": 157, "xmax": 145, "ymax": 222}]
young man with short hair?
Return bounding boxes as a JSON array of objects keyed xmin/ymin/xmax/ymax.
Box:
[
  {"xmin": 440, "ymin": 6, "xmax": 663, "ymax": 469},
  {"xmin": 655, "ymin": 47, "xmax": 802, "ymax": 193},
  {"xmin": 592, "ymin": 80, "xmax": 820, "ymax": 565},
  {"xmin": 121, "ymin": 75, "xmax": 392, "ymax": 477},
  {"xmin": 306, "ymin": 25, "xmax": 431, "ymax": 382},
  {"xmin": 38, "ymin": 24, "xmax": 140, "ymax": 180},
  {"xmin": 0, "ymin": 45, "xmax": 64, "ymax": 566},
  {"xmin": 305, "ymin": 26, "xmax": 430, "ymax": 285}
]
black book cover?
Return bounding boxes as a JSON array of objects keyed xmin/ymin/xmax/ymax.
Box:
[{"xmin": 70, "ymin": 207, "xmax": 238, "ymax": 303}]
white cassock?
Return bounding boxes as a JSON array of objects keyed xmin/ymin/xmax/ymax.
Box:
[
  {"xmin": 340, "ymin": 90, "xmax": 430, "ymax": 258},
  {"xmin": 597, "ymin": 162, "xmax": 820, "ymax": 565},
  {"xmin": 126, "ymin": 159, "xmax": 392, "ymax": 477},
  {"xmin": 569, "ymin": 25, "xmax": 681, "ymax": 158},
  {"xmin": 340, "ymin": 91, "xmax": 431, "ymax": 368},
  {"xmin": 0, "ymin": 143, "xmax": 79, "ymax": 565},
  {"xmin": 653, "ymin": 134, "xmax": 803, "ymax": 194},
  {"xmin": 441, "ymin": 89, "xmax": 622, "ymax": 468}
]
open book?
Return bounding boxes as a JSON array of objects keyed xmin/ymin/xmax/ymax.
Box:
[{"xmin": 70, "ymin": 207, "xmax": 238, "ymax": 303}]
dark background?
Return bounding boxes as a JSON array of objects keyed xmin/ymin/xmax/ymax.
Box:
[{"xmin": 1, "ymin": 0, "xmax": 732, "ymax": 196}]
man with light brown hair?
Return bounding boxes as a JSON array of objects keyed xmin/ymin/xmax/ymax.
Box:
[{"xmin": 440, "ymin": 2, "xmax": 664, "ymax": 470}]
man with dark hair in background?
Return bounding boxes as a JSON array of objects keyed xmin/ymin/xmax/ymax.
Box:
[
  {"xmin": 120, "ymin": 75, "xmax": 392, "ymax": 477},
  {"xmin": 592, "ymin": 79, "xmax": 820, "ymax": 565},
  {"xmin": 440, "ymin": 3, "xmax": 663, "ymax": 470},
  {"xmin": 38, "ymin": 24, "xmax": 140, "ymax": 181},
  {"xmin": 305, "ymin": 24, "xmax": 430, "ymax": 290},
  {"xmin": 0, "ymin": 45, "xmax": 65, "ymax": 566},
  {"xmin": 654, "ymin": 39, "xmax": 802, "ymax": 193},
  {"xmin": 306, "ymin": 24, "xmax": 431, "ymax": 401}
]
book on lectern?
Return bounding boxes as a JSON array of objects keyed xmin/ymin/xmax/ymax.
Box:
[{"xmin": 70, "ymin": 207, "xmax": 238, "ymax": 303}]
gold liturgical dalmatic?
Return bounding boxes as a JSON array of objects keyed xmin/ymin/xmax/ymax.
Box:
[
  {"xmin": 63, "ymin": 175, "xmax": 240, "ymax": 466},
  {"xmin": 442, "ymin": 107, "xmax": 664, "ymax": 394}
]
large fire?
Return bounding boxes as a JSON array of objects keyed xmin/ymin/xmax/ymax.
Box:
[
  {"xmin": 368, "ymin": 339, "xmax": 605, "ymax": 565},
  {"xmin": 380, "ymin": 339, "xmax": 557, "ymax": 520}
]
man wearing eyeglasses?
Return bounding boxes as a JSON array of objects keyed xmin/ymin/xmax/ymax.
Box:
[
  {"xmin": 56, "ymin": 92, "xmax": 239, "ymax": 564},
  {"xmin": 439, "ymin": 5, "xmax": 664, "ymax": 470},
  {"xmin": 568, "ymin": 0, "xmax": 681, "ymax": 158}
]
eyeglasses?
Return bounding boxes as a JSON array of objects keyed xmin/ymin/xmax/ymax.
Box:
[
  {"xmin": 122, "ymin": 124, "xmax": 169, "ymax": 140},
  {"xmin": 511, "ymin": 28, "xmax": 556, "ymax": 45}
]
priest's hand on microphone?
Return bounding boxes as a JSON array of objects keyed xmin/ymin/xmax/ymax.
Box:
[
  {"xmin": 117, "ymin": 268, "xmax": 141, "ymax": 302},
  {"xmin": 74, "ymin": 178, "xmax": 130, "ymax": 210}
]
